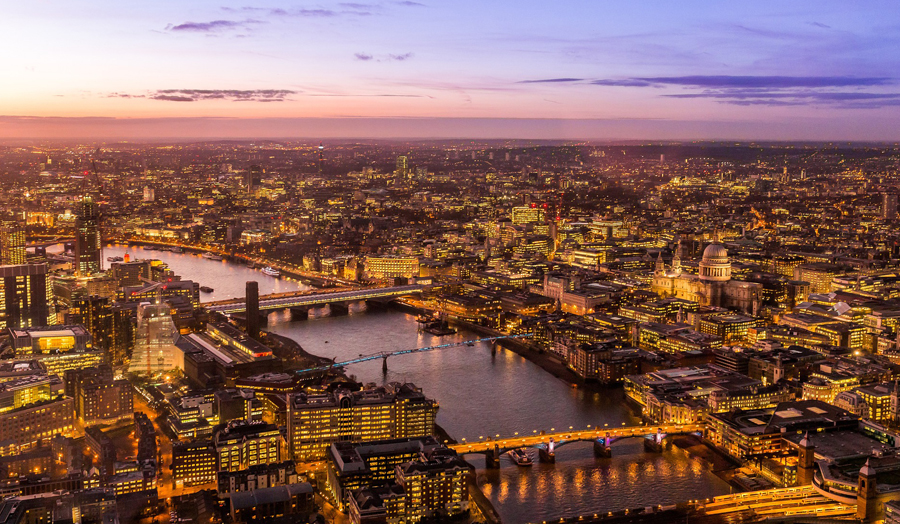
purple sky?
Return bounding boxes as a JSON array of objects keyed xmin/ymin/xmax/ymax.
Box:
[{"xmin": 2, "ymin": 1, "xmax": 899, "ymax": 140}]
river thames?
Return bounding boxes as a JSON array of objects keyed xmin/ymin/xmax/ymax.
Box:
[{"xmin": 105, "ymin": 245, "xmax": 731, "ymax": 523}]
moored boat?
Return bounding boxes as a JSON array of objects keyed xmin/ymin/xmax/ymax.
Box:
[
  {"xmin": 262, "ymin": 267, "xmax": 281, "ymax": 277},
  {"xmin": 509, "ymin": 448, "xmax": 533, "ymax": 466}
]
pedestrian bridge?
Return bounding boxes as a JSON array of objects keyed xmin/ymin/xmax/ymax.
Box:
[
  {"xmin": 449, "ymin": 423, "xmax": 704, "ymax": 467},
  {"xmin": 203, "ymin": 284, "xmax": 424, "ymax": 314}
]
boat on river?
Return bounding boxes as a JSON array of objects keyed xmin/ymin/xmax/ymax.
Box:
[
  {"xmin": 202, "ymin": 252, "xmax": 223, "ymax": 261},
  {"xmin": 509, "ymin": 448, "xmax": 533, "ymax": 466},
  {"xmin": 262, "ymin": 267, "xmax": 281, "ymax": 277},
  {"xmin": 200, "ymin": 286, "xmax": 214, "ymax": 293}
]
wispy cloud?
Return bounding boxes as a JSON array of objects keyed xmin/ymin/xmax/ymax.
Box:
[
  {"xmin": 395, "ymin": 1, "xmax": 426, "ymax": 6},
  {"xmin": 167, "ymin": 19, "xmax": 262, "ymax": 32},
  {"xmin": 222, "ymin": 5, "xmax": 376, "ymax": 17},
  {"xmin": 355, "ymin": 52, "xmax": 414, "ymax": 62},
  {"xmin": 519, "ymin": 75, "xmax": 899, "ymax": 108},
  {"xmin": 518, "ymin": 78, "xmax": 584, "ymax": 84},
  {"xmin": 109, "ymin": 89, "xmax": 298, "ymax": 102}
]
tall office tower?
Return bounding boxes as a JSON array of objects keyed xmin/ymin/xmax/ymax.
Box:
[
  {"xmin": 395, "ymin": 156, "xmax": 408, "ymax": 179},
  {"xmin": 883, "ymin": 193, "xmax": 898, "ymax": 220},
  {"xmin": 0, "ymin": 225, "xmax": 26, "ymax": 265},
  {"xmin": 143, "ymin": 186, "xmax": 155, "ymax": 202},
  {"xmin": 246, "ymin": 281, "xmax": 260, "ymax": 340},
  {"xmin": 69, "ymin": 294, "xmax": 113, "ymax": 359},
  {"xmin": 0, "ymin": 263, "xmax": 52, "ymax": 330},
  {"xmin": 318, "ymin": 143, "xmax": 325, "ymax": 174},
  {"xmin": 74, "ymin": 196, "xmax": 101, "ymax": 277},
  {"xmin": 246, "ymin": 165, "xmax": 262, "ymax": 193},
  {"xmin": 128, "ymin": 301, "xmax": 179, "ymax": 375}
]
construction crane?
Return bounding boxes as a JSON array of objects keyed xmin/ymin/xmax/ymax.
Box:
[{"xmin": 295, "ymin": 334, "xmax": 532, "ymax": 375}]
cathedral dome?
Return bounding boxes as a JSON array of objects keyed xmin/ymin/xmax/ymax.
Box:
[
  {"xmin": 702, "ymin": 242, "xmax": 728, "ymax": 263},
  {"xmin": 699, "ymin": 242, "xmax": 731, "ymax": 282}
]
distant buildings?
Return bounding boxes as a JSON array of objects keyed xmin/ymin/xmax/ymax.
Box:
[{"xmin": 0, "ymin": 225, "xmax": 26, "ymax": 265}]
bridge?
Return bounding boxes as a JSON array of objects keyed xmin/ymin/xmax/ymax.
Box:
[
  {"xmin": 203, "ymin": 284, "xmax": 424, "ymax": 314},
  {"xmin": 296, "ymin": 334, "xmax": 532, "ymax": 375},
  {"xmin": 449, "ymin": 423, "xmax": 704, "ymax": 468}
]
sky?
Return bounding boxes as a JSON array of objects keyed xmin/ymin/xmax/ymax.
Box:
[{"xmin": 1, "ymin": 1, "xmax": 899, "ymax": 140}]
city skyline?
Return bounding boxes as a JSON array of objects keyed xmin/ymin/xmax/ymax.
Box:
[{"xmin": 3, "ymin": 1, "xmax": 900, "ymax": 140}]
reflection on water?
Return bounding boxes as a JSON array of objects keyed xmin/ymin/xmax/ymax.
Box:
[
  {"xmin": 102, "ymin": 245, "xmax": 310, "ymax": 301},
  {"xmin": 266, "ymin": 310, "xmax": 731, "ymax": 523},
  {"xmin": 105, "ymin": 251, "xmax": 731, "ymax": 521}
]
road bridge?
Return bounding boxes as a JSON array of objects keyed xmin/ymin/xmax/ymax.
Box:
[
  {"xmin": 204, "ymin": 284, "xmax": 424, "ymax": 314},
  {"xmin": 450, "ymin": 423, "xmax": 704, "ymax": 468}
]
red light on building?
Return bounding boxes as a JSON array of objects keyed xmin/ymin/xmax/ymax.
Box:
[{"xmin": 530, "ymin": 203, "xmax": 536, "ymax": 208}]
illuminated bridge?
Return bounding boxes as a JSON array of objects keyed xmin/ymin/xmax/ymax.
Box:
[
  {"xmin": 203, "ymin": 284, "xmax": 424, "ymax": 314},
  {"xmin": 296, "ymin": 334, "xmax": 532, "ymax": 375},
  {"xmin": 449, "ymin": 423, "xmax": 704, "ymax": 468}
]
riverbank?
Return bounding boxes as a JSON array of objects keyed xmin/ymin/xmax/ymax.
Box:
[
  {"xmin": 671, "ymin": 434, "xmax": 741, "ymax": 489},
  {"xmin": 391, "ymin": 301, "xmax": 604, "ymax": 390}
]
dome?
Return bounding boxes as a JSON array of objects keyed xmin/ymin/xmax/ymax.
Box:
[{"xmin": 702, "ymin": 242, "xmax": 728, "ymax": 262}]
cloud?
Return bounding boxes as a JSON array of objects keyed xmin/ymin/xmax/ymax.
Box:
[
  {"xmin": 354, "ymin": 52, "xmax": 414, "ymax": 62},
  {"xmin": 167, "ymin": 19, "xmax": 261, "ymax": 32},
  {"xmin": 518, "ymin": 78, "xmax": 584, "ymax": 84},
  {"xmin": 222, "ymin": 5, "xmax": 377, "ymax": 17},
  {"xmin": 630, "ymin": 75, "xmax": 892, "ymax": 88},
  {"xmin": 395, "ymin": 1, "xmax": 426, "ymax": 6},
  {"xmin": 810, "ymin": 21, "xmax": 832, "ymax": 29},
  {"xmin": 519, "ymin": 75, "xmax": 899, "ymax": 109},
  {"xmin": 108, "ymin": 89, "xmax": 297, "ymax": 102}
]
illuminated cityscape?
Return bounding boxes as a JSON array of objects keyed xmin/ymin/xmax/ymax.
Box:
[{"xmin": 2, "ymin": 1, "xmax": 900, "ymax": 524}]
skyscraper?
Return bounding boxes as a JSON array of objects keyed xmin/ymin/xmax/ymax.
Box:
[
  {"xmin": 246, "ymin": 281, "xmax": 260, "ymax": 340},
  {"xmin": 74, "ymin": 197, "xmax": 101, "ymax": 277},
  {"xmin": 318, "ymin": 143, "xmax": 325, "ymax": 174},
  {"xmin": 396, "ymin": 156, "xmax": 408, "ymax": 179},
  {"xmin": 883, "ymin": 193, "xmax": 897, "ymax": 220},
  {"xmin": 0, "ymin": 225, "xmax": 26, "ymax": 265},
  {"xmin": 128, "ymin": 301, "xmax": 179, "ymax": 375},
  {"xmin": 0, "ymin": 263, "xmax": 52, "ymax": 330},
  {"xmin": 246, "ymin": 165, "xmax": 262, "ymax": 193}
]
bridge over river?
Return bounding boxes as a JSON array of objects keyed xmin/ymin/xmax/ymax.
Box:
[
  {"xmin": 451, "ymin": 423, "xmax": 705, "ymax": 467},
  {"xmin": 203, "ymin": 284, "xmax": 424, "ymax": 314}
]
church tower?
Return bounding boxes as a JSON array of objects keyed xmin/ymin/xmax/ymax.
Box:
[
  {"xmin": 857, "ymin": 458, "xmax": 877, "ymax": 522},
  {"xmin": 797, "ymin": 432, "xmax": 816, "ymax": 485}
]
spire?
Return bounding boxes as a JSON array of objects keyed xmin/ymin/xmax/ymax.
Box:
[
  {"xmin": 655, "ymin": 250, "xmax": 665, "ymax": 273},
  {"xmin": 799, "ymin": 431, "xmax": 811, "ymax": 448},
  {"xmin": 860, "ymin": 457, "xmax": 876, "ymax": 477}
]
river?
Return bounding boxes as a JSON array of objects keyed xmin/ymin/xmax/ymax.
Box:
[{"xmin": 104, "ymin": 244, "xmax": 731, "ymax": 523}]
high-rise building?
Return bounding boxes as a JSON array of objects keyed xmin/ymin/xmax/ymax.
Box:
[
  {"xmin": 68, "ymin": 294, "xmax": 113, "ymax": 359},
  {"xmin": 128, "ymin": 301, "xmax": 179, "ymax": 375},
  {"xmin": 246, "ymin": 281, "xmax": 260, "ymax": 340},
  {"xmin": 511, "ymin": 205, "xmax": 546, "ymax": 225},
  {"xmin": 246, "ymin": 165, "xmax": 262, "ymax": 193},
  {"xmin": 75, "ymin": 197, "xmax": 101, "ymax": 277},
  {"xmin": 287, "ymin": 383, "xmax": 437, "ymax": 461},
  {"xmin": 0, "ymin": 264, "xmax": 52, "ymax": 330},
  {"xmin": 396, "ymin": 156, "xmax": 409, "ymax": 179},
  {"xmin": 0, "ymin": 225, "xmax": 26, "ymax": 265},
  {"xmin": 318, "ymin": 143, "xmax": 325, "ymax": 174},
  {"xmin": 883, "ymin": 192, "xmax": 898, "ymax": 220}
]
